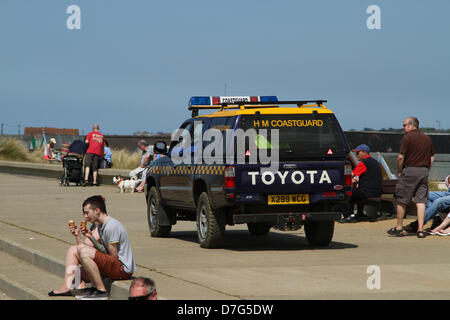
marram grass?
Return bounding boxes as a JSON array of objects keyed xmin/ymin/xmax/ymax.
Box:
[{"xmin": 0, "ymin": 137, "xmax": 141, "ymax": 170}]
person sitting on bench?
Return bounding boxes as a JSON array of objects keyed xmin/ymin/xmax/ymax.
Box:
[{"xmin": 340, "ymin": 144, "xmax": 382, "ymax": 223}]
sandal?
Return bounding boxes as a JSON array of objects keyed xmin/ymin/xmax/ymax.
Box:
[
  {"xmin": 387, "ymin": 227, "xmax": 404, "ymax": 237},
  {"xmin": 417, "ymin": 231, "xmax": 427, "ymax": 238}
]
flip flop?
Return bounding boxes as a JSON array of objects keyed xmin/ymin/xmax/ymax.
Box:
[
  {"xmin": 428, "ymin": 230, "xmax": 440, "ymax": 235},
  {"xmin": 438, "ymin": 231, "xmax": 450, "ymax": 236},
  {"xmin": 48, "ymin": 290, "xmax": 72, "ymax": 297}
]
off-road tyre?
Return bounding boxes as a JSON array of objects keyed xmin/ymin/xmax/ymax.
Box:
[
  {"xmin": 196, "ymin": 192, "xmax": 225, "ymax": 248},
  {"xmin": 304, "ymin": 220, "xmax": 334, "ymax": 246}
]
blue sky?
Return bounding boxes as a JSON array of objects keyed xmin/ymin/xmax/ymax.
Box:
[{"xmin": 1, "ymin": 0, "xmax": 449, "ymax": 135}]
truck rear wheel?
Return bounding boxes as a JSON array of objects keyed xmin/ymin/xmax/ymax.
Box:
[
  {"xmin": 147, "ymin": 187, "xmax": 172, "ymax": 237},
  {"xmin": 304, "ymin": 220, "xmax": 334, "ymax": 246},
  {"xmin": 247, "ymin": 223, "xmax": 271, "ymax": 236},
  {"xmin": 196, "ymin": 192, "xmax": 225, "ymax": 248}
]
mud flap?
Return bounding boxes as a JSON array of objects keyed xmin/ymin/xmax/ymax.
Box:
[{"xmin": 157, "ymin": 204, "xmax": 176, "ymax": 226}]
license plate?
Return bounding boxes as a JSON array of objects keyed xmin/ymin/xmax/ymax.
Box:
[{"xmin": 268, "ymin": 194, "xmax": 309, "ymax": 205}]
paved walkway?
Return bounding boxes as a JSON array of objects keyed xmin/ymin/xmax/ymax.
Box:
[{"xmin": 1, "ymin": 172, "xmax": 450, "ymax": 299}]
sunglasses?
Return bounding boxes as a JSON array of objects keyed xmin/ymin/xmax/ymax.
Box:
[{"xmin": 128, "ymin": 291, "xmax": 155, "ymax": 300}]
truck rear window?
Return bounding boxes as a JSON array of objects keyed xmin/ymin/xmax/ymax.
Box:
[{"xmin": 238, "ymin": 114, "xmax": 347, "ymax": 160}]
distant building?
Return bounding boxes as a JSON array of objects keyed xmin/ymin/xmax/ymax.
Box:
[
  {"xmin": 133, "ymin": 131, "xmax": 152, "ymax": 136},
  {"xmin": 24, "ymin": 127, "xmax": 79, "ymax": 136}
]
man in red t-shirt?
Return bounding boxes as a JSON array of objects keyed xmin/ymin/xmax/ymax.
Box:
[{"xmin": 83, "ymin": 124, "xmax": 105, "ymax": 186}]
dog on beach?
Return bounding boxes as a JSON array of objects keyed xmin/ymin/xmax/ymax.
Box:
[{"xmin": 113, "ymin": 176, "xmax": 137, "ymax": 193}]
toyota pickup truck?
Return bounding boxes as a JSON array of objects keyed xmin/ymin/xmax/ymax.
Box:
[{"xmin": 145, "ymin": 96, "xmax": 352, "ymax": 248}]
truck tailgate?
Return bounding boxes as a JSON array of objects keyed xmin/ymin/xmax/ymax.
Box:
[{"xmin": 235, "ymin": 161, "xmax": 345, "ymax": 194}]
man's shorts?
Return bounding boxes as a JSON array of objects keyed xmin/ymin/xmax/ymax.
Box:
[
  {"xmin": 395, "ymin": 167, "xmax": 429, "ymax": 205},
  {"xmin": 84, "ymin": 153, "xmax": 101, "ymax": 171},
  {"xmin": 93, "ymin": 251, "xmax": 133, "ymax": 280}
]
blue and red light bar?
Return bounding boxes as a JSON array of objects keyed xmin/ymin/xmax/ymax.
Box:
[{"xmin": 189, "ymin": 96, "xmax": 278, "ymax": 107}]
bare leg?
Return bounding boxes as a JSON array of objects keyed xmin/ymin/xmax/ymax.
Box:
[
  {"xmin": 51, "ymin": 246, "xmax": 86, "ymax": 293},
  {"xmin": 93, "ymin": 170, "xmax": 98, "ymax": 184},
  {"xmin": 396, "ymin": 202, "xmax": 406, "ymax": 230},
  {"xmin": 416, "ymin": 203, "xmax": 425, "ymax": 232},
  {"xmin": 84, "ymin": 166, "xmax": 90, "ymax": 182},
  {"xmin": 135, "ymin": 181, "xmax": 145, "ymax": 193},
  {"xmin": 431, "ymin": 216, "xmax": 450, "ymax": 234},
  {"xmin": 51, "ymin": 228, "xmax": 100, "ymax": 293},
  {"xmin": 77, "ymin": 244, "xmax": 106, "ymax": 291}
]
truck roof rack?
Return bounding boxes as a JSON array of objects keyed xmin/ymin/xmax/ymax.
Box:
[
  {"xmin": 189, "ymin": 100, "xmax": 328, "ymax": 117},
  {"xmin": 219, "ymin": 100, "xmax": 328, "ymax": 107}
]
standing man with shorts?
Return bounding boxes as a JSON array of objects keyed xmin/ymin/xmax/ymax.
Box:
[
  {"xmin": 74, "ymin": 195, "xmax": 136, "ymax": 300},
  {"xmin": 387, "ymin": 117, "xmax": 435, "ymax": 238},
  {"xmin": 83, "ymin": 124, "xmax": 105, "ymax": 186}
]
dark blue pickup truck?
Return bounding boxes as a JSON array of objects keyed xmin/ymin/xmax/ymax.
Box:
[{"xmin": 145, "ymin": 96, "xmax": 352, "ymax": 248}]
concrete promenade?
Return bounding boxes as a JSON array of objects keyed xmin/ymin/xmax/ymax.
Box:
[{"xmin": 1, "ymin": 166, "xmax": 450, "ymax": 300}]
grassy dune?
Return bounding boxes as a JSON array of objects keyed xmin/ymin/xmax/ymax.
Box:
[
  {"xmin": 0, "ymin": 137, "xmax": 141, "ymax": 170},
  {"xmin": 0, "ymin": 137, "xmax": 42, "ymax": 162},
  {"xmin": 108, "ymin": 147, "xmax": 141, "ymax": 169}
]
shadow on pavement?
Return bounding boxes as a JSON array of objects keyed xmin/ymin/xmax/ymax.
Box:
[{"xmin": 169, "ymin": 230, "xmax": 358, "ymax": 251}]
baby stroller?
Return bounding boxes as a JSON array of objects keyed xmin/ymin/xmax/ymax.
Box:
[
  {"xmin": 60, "ymin": 154, "xmax": 84, "ymax": 186},
  {"xmin": 59, "ymin": 140, "xmax": 86, "ymax": 187}
]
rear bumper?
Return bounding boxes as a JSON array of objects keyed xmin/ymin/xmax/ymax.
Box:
[{"xmin": 232, "ymin": 212, "xmax": 342, "ymax": 224}]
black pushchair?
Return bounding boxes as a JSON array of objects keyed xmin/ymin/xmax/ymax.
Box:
[
  {"xmin": 60, "ymin": 155, "xmax": 84, "ymax": 186},
  {"xmin": 59, "ymin": 140, "xmax": 86, "ymax": 187}
]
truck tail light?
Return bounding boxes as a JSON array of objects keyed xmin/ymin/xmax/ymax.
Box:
[
  {"xmin": 224, "ymin": 166, "xmax": 236, "ymax": 189},
  {"xmin": 344, "ymin": 163, "xmax": 352, "ymax": 187}
]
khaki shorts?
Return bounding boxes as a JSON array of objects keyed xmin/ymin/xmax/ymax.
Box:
[
  {"xmin": 94, "ymin": 251, "xmax": 132, "ymax": 280},
  {"xmin": 395, "ymin": 167, "xmax": 429, "ymax": 205},
  {"xmin": 84, "ymin": 153, "xmax": 101, "ymax": 171}
]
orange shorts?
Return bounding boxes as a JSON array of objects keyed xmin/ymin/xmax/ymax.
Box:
[{"xmin": 93, "ymin": 251, "xmax": 132, "ymax": 280}]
